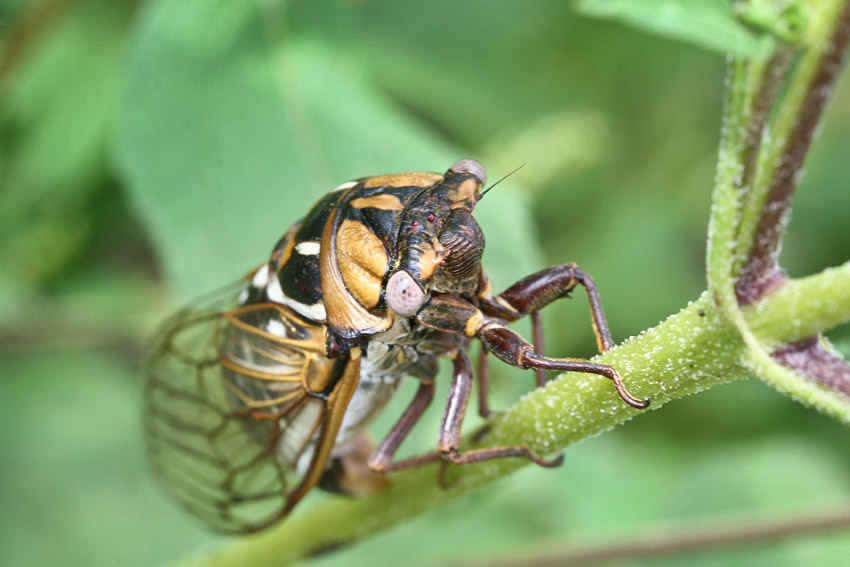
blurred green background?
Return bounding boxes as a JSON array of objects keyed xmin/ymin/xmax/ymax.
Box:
[{"xmin": 2, "ymin": 1, "xmax": 850, "ymax": 566}]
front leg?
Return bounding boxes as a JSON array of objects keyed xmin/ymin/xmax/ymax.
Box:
[
  {"xmin": 479, "ymin": 263, "xmax": 616, "ymax": 390},
  {"xmin": 418, "ymin": 295, "xmax": 649, "ymax": 409},
  {"xmin": 480, "ymin": 263, "xmax": 615, "ymax": 353}
]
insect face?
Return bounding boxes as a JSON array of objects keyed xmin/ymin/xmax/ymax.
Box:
[{"xmin": 387, "ymin": 160, "xmax": 487, "ymax": 312}]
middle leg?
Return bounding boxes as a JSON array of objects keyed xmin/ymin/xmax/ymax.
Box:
[
  {"xmin": 370, "ymin": 348, "xmax": 563, "ymax": 474},
  {"xmin": 439, "ymin": 349, "xmax": 563, "ymax": 468}
]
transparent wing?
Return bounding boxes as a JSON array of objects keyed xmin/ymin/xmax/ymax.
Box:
[{"xmin": 144, "ymin": 280, "xmax": 351, "ymax": 533}]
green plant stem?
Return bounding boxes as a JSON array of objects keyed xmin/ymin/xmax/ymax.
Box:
[
  {"xmin": 704, "ymin": 0, "xmax": 850, "ymax": 423},
  {"xmin": 190, "ymin": 265, "xmax": 850, "ymax": 567},
  {"xmin": 736, "ymin": 0, "xmax": 850, "ymax": 302},
  {"xmin": 711, "ymin": 0, "xmax": 850, "ymax": 308},
  {"xmin": 747, "ymin": 262, "xmax": 850, "ymax": 344}
]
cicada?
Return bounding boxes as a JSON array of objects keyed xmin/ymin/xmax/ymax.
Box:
[{"xmin": 144, "ymin": 159, "xmax": 648, "ymax": 533}]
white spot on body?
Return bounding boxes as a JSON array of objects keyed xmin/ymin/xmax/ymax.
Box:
[
  {"xmin": 333, "ymin": 180, "xmax": 358, "ymax": 191},
  {"xmin": 274, "ymin": 400, "xmax": 322, "ymax": 475},
  {"xmin": 251, "ymin": 263, "xmax": 270, "ymax": 288},
  {"xmin": 245, "ymin": 262, "xmax": 327, "ymax": 321},
  {"xmin": 264, "ymin": 317, "xmax": 286, "ymax": 338},
  {"xmin": 265, "ymin": 271, "xmax": 285, "ymax": 303},
  {"xmin": 283, "ymin": 298, "xmax": 327, "ymax": 321},
  {"xmin": 239, "ymin": 263, "xmax": 271, "ymax": 303},
  {"xmin": 295, "ymin": 241, "xmax": 321, "ymax": 256}
]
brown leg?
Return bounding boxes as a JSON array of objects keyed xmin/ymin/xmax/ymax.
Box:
[
  {"xmin": 438, "ymin": 349, "xmax": 562, "ymax": 468},
  {"xmin": 437, "ymin": 349, "xmax": 474, "ymax": 453},
  {"xmin": 417, "ymin": 295, "xmax": 649, "ymax": 409},
  {"xmin": 376, "ymin": 350, "xmax": 562, "ymax": 474},
  {"xmin": 480, "ymin": 263, "xmax": 615, "ymax": 353},
  {"xmin": 477, "ymin": 346, "xmax": 491, "ymax": 418},
  {"xmin": 443, "ymin": 445, "xmax": 564, "ymax": 467},
  {"xmin": 479, "ymin": 325, "xmax": 649, "ymax": 409},
  {"xmin": 368, "ymin": 380, "xmax": 435, "ymax": 472},
  {"xmin": 531, "ymin": 310, "xmax": 546, "ymax": 387},
  {"xmin": 478, "ymin": 313, "xmax": 544, "ymax": 418},
  {"xmin": 376, "ymin": 451, "xmax": 444, "ymax": 473}
]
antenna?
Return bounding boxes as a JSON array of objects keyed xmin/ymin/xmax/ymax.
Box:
[{"xmin": 478, "ymin": 163, "xmax": 526, "ymax": 201}]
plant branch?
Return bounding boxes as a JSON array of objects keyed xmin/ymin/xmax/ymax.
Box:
[
  {"xmin": 730, "ymin": 51, "xmax": 792, "ymax": 277},
  {"xmin": 739, "ymin": 52, "xmax": 792, "ymax": 194},
  {"xmin": 736, "ymin": 0, "xmax": 850, "ymax": 304},
  {"xmin": 773, "ymin": 337, "xmax": 850, "ymax": 396},
  {"xmin": 190, "ymin": 267, "xmax": 850, "ymax": 567},
  {"xmin": 435, "ymin": 504, "xmax": 850, "ymax": 567},
  {"xmin": 746, "ymin": 262, "xmax": 850, "ymax": 343},
  {"xmin": 705, "ymin": 0, "xmax": 850, "ymax": 418}
]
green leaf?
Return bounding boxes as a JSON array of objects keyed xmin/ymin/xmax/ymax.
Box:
[
  {"xmin": 0, "ymin": 0, "xmax": 129, "ymax": 285},
  {"xmin": 738, "ymin": 0, "xmax": 808, "ymax": 43},
  {"xmin": 575, "ymin": 0, "xmax": 774, "ymax": 57},
  {"xmin": 0, "ymin": 351, "xmax": 218, "ymax": 567},
  {"xmin": 115, "ymin": 0, "xmax": 540, "ymax": 300}
]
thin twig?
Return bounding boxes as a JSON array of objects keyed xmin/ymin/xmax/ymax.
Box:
[
  {"xmin": 0, "ymin": 0, "xmax": 76, "ymax": 86},
  {"xmin": 434, "ymin": 505, "xmax": 850, "ymax": 567},
  {"xmin": 738, "ymin": 52, "xmax": 793, "ymax": 195},
  {"xmin": 736, "ymin": 0, "xmax": 850, "ymax": 305},
  {"xmin": 773, "ymin": 337, "xmax": 850, "ymax": 396}
]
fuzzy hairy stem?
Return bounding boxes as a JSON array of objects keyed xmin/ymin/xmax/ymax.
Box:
[
  {"xmin": 736, "ymin": 0, "xmax": 850, "ymax": 304},
  {"xmin": 706, "ymin": 0, "xmax": 850, "ymax": 421}
]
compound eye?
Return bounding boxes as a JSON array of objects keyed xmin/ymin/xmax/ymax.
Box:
[
  {"xmin": 449, "ymin": 159, "xmax": 487, "ymax": 186},
  {"xmin": 385, "ymin": 270, "xmax": 427, "ymax": 317},
  {"xmin": 439, "ymin": 210, "xmax": 484, "ymax": 281}
]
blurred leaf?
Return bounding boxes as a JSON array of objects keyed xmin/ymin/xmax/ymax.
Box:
[
  {"xmin": 737, "ymin": 0, "xmax": 808, "ymax": 43},
  {"xmin": 0, "ymin": 351, "xmax": 218, "ymax": 567},
  {"xmin": 300, "ymin": 0, "xmax": 575, "ymax": 146},
  {"xmin": 575, "ymin": 0, "xmax": 774, "ymax": 56},
  {"xmin": 115, "ymin": 0, "xmax": 541, "ymax": 299},
  {"xmin": 0, "ymin": 269, "xmax": 166, "ymax": 357},
  {"xmin": 0, "ymin": 0, "xmax": 131, "ymax": 286}
]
